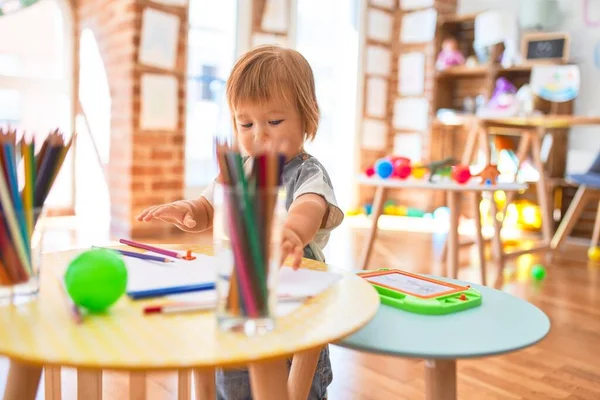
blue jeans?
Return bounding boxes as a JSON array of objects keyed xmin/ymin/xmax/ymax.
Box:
[{"xmin": 216, "ymin": 345, "xmax": 332, "ymax": 400}]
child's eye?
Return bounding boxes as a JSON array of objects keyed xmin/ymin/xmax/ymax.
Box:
[
  {"xmin": 269, "ymin": 120, "xmax": 283, "ymax": 126},
  {"xmin": 240, "ymin": 123, "xmax": 253, "ymax": 128}
]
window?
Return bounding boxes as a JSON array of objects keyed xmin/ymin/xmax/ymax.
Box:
[
  {"xmin": 0, "ymin": 0, "xmax": 74, "ymax": 212},
  {"xmin": 185, "ymin": 0, "xmax": 238, "ymax": 196}
]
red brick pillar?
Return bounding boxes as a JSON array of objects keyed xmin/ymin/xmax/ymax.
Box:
[{"xmin": 76, "ymin": 0, "xmax": 188, "ymax": 238}]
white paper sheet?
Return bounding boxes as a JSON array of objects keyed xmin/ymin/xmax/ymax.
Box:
[
  {"xmin": 262, "ymin": 0, "xmax": 289, "ymax": 33},
  {"xmin": 252, "ymin": 33, "xmax": 287, "ymax": 48},
  {"xmin": 367, "ymin": 9, "xmax": 393, "ymax": 43},
  {"xmin": 393, "ymin": 98, "xmax": 429, "ymax": 131},
  {"xmin": 400, "ymin": 8, "xmax": 437, "ymax": 43},
  {"xmin": 398, "ymin": 52, "xmax": 425, "ymax": 96},
  {"xmin": 400, "ymin": 0, "xmax": 433, "ymax": 10},
  {"xmin": 370, "ymin": 0, "xmax": 395, "ymax": 9},
  {"xmin": 139, "ymin": 8, "xmax": 180, "ymax": 70},
  {"xmin": 366, "ymin": 77, "xmax": 388, "ymax": 118},
  {"xmin": 362, "ymin": 119, "xmax": 388, "ymax": 150},
  {"xmin": 140, "ymin": 74, "xmax": 179, "ymax": 130},
  {"xmin": 125, "ymin": 254, "xmax": 217, "ymax": 292},
  {"xmin": 165, "ymin": 267, "xmax": 343, "ymax": 317},
  {"xmin": 393, "ymin": 133, "xmax": 422, "ymax": 160},
  {"xmin": 366, "ymin": 46, "xmax": 392, "ymax": 76}
]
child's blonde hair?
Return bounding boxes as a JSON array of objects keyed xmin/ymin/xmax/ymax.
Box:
[{"xmin": 226, "ymin": 45, "xmax": 320, "ymax": 140}]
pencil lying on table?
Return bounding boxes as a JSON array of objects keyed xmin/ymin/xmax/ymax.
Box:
[{"xmin": 144, "ymin": 294, "xmax": 313, "ymax": 315}]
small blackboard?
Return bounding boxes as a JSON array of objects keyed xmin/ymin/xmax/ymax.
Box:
[{"xmin": 522, "ymin": 33, "xmax": 569, "ymax": 64}]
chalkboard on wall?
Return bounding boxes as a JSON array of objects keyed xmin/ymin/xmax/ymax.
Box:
[{"xmin": 522, "ymin": 32, "xmax": 570, "ymax": 64}]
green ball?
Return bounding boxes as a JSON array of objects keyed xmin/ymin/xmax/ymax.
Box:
[
  {"xmin": 65, "ymin": 249, "xmax": 128, "ymax": 313},
  {"xmin": 530, "ymin": 264, "xmax": 546, "ymax": 281}
]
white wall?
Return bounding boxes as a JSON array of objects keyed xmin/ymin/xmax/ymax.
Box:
[{"xmin": 458, "ymin": 0, "xmax": 600, "ymax": 173}]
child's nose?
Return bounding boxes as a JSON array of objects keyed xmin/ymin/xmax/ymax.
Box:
[{"xmin": 255, "ymin": 126, "xmax": 269, "ymax": 143}]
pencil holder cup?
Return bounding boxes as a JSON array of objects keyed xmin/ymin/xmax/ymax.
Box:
[
  {"xmin": 213, "ymin": 183, "xmax": 286, "ymax": 335},
  {"xmin": 0, "ymin": 207, "xmax": 46, "ymax": 306}
]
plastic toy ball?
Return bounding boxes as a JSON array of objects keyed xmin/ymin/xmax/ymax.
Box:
[
  {"xmin": 64, "ymin": 249, "xmax": 128, "ymax": 313},
  {"xmin": 364, "ymin": 203, "xmax": 373, "ymax": 216},
  {"xmin": 407, "ymin": 207, "xmax": 426, "ymax": 218},
  {"xmin": 383, "ymin": 204, "xmax": 396, "ymax": 215},
  {"xmin": 452, "ymin": 165, "xmax": 471, "ymax": 184},
  {"xmin": 530, "ymin": 264, "xmax": 546, "ymax": 281},
  {"xmin": 346, "ymin": 208, "xmax": 361, "ymax": 216},
  {"xmin": 588, "ymin": 247, "xmax": 600, "ymax": 262},
  {"xmin": 375, "ymin": 159, "xmax": 394, "ymax": 179},
  {"xmin": 394, "ymin": 163, "xmax": 412, "ymax": 179},
  {"xmin": 411, "ymin": 162, "xmax": 427, "ymax": 179},
  {"xmin": 365, "ymin": 167, "xmax": 375, "ymax": 177},
  {"xmin": 395, "ymin": 205, "xmax": 408, "ymax": 216}
]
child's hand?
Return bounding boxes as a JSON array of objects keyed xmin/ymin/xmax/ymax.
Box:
[
  {"xmin": 280, "ymin": 227, "xmax": 303, "ymax": 270},
  {"xmin": 136, "ymin": 200, "xmax": 197, "ymax": 230}
]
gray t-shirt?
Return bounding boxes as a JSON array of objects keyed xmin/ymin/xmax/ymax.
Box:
[{"xmin": 201, "ymin": 152, "xmax": 344, "ymax": 262}]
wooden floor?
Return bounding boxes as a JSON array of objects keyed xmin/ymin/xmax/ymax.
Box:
[{"xmin": 1, "ymin": 217, "xmax": 600, "ymax": 399}]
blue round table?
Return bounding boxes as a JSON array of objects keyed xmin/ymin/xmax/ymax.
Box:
[{"xmin": 335, "ymin": 276, "xmax": 550, "ymax": 400}]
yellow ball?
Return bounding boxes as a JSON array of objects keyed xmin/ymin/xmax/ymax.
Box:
[
  {"xmin": 346, "ymin": 208, "xmax": 361, "ymax": 216},
  {"xmin": 588, "ymin": 247, "xmax": 600, "ymax": 262},
  {"xmin": 383, "ymin": 205, "xmax": 396, "ymax": 215},
  {"xmin": 411, "ymin": 163, "xmax": 427, "ymax": 179},
  {"xmin": 395, "ymin": 205, "xmax": 408, "ymax": 216}
]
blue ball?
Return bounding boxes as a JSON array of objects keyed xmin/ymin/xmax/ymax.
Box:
[
  {"xmin": 375, "ymin": 159, "xmax": 394, "ymax": 179},
  {"xmin": 433, "ymin": 206, "xmax": 451, "ymax": 220},
  {"xmin": 364, "ymin": 204, "xmax": 373, "ymax": 216}
]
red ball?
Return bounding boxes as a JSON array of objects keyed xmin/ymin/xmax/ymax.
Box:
[
  {"xmin": 365, "ymin": 167, "xmax": 376, "ymax": 177},
  {"xmin": 394, "ymin": 163, "xmax": 412, "ymax": 179},
  {"xmin": 452, "ymin": 165, "xmax": 471, "ymax": 184},
  {"xmin": 391, "ymin": 156, "xmax": 410, "ymax": 165}
]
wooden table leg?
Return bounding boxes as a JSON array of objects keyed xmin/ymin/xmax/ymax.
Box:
[
  {"xmin": 478, "ymin": 123, "xmax": 491, "ymax": 164},
  {"xmin": 424, "ymin": 359, "xmax": 457, "ymax": 400},
  {"xmin": 591, "ymin": 199, "xmax": 600, "ymax": 249},
  {"xmin": 177, "ymin": 370, "xmax": 191, "ymax": 400},
  {"xmin": 193, "ymin": 368, "xmax": 216, "ymax": 400},
  {"xmin": 489, "ymin": 194, "xmax": 505, "ymax": 289},
  {"xmin": 288, "ymin": 347, "xmax": 321, "ymax": 400},
  {"xmin": 447, "ymin": 191, "xmax": 461, "ymax": 279},
  {"xmin": 77, "ymin": 368, "xmax": 102, "ymax": 400},
  {"xmin": 44, "ymin": 366, "xmax": 61, "ymax": 400},
  {"xmin": 129, "ymin": 372, "xmax": 146, "ymax": 400},
  {"xmin": 530, "ymin": 131, "xmax": 553, "ymax": 243},
  {"xmin": 3, "ymin": 360, "xmax": 42, "ymax": 400},
  {"xmin": 472, "ymin": 192, "xmax": 487, "ymax": 286},
  {"xmin": 249, "ymin": 358, "xmax": 289, "ymax": 400},
  {"xmin": 358, "ymin": 186, "xmax": 387, "ymax": 270},
  {"xmin": 551, "ymin": 186, "xmax": 590, "ymax": 250}
]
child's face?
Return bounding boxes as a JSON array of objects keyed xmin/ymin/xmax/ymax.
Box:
[{"xmin": 234, "ymin": 99, "xmax": 305, "ymax": 159}]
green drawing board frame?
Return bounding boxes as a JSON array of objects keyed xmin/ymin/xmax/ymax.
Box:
[{"xmin": 358, "ymin": 269, "xmax": 482, "ymax": 315}]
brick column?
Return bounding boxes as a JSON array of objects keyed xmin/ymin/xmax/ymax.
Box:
[{"xmin": 76, "ymin": 0, "xmax": 188, "ymax": 238}]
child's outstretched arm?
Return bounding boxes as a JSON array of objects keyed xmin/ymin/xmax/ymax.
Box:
[
  {"xmin": 136, "ymin": 197, "xmax": 214, "ymax": 233},
  {"xmin": 281, "ymin": 193, "xmax": 327, "ymax": 269}
]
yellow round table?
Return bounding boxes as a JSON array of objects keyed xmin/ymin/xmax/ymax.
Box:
[{"xmin": 0, "ymin": 245, "xmax": 380, "ymax": 400}]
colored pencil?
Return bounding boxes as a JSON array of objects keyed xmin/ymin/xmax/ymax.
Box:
[
  {"xmin": 92, "ymin": 246, "xmax": 174, "ymax": 263},
  {"xmin": 0, "ymin": 128, "xmax": 73, "ymax": 288},
  {"xmin": 144, "ymin": 294, "xmax": 312, "ymax": 315},
  {"xmin": 214, "ymin": 139, "xmax": 285, "ymax": 318},
  {"xmin": 56, "ymin": 274, "xmax": 83, "ymax": 324},
  {"xmin": 119, "ymin": 239, "xmax": 188, "ymax": 259},
  {"xmin": 127, "ymin": 282, "xmax": 216, "ymax": 300}
]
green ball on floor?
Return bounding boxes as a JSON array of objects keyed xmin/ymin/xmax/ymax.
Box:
[
  {"xmin": 530, "ymin": 264, "xmax": 546, "ymax": 281},
  {"xmin": 64, "ymin": 248, "xmax": 128, "ymax": 313}
]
